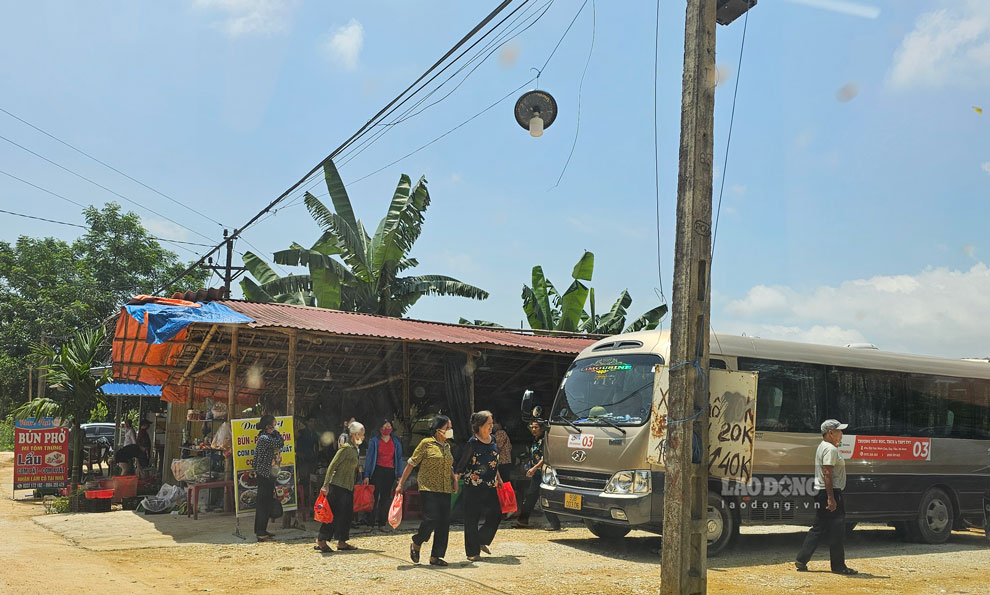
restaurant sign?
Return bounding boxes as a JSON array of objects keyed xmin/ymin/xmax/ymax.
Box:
[{"xmin": 14, "ymin": 417, "xmax": 69, "ymax": 490}]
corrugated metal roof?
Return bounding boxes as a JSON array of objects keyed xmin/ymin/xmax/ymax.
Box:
[{"xmin": 217, "ymin": 300, "xmax": 596, "ymax": 355}]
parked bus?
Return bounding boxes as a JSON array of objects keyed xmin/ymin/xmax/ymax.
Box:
[{"xmin": 525, "ymin": 330, "xmax": 990, "ymax": 555}]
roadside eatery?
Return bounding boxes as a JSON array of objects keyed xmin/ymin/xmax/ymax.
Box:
[{"xmin": 101, "ymin": 292, "xmax": 596, "ymax": 527}]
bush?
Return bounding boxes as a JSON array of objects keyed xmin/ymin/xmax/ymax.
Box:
[{"xmin": 0, "ymin": 415, "xmax": 13, "ymax": 451}]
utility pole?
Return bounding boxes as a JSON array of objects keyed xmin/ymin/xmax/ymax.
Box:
[
  {"xmin": 661, "ymin": 1, "xmax": 754, "ymax": 593},
  {"xmin": 198, "ymin": 229, "xmax": 247, "ymax": 298}
]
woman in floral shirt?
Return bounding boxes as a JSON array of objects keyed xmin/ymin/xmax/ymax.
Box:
[{"xmin": 456, "ymin": 410, "xmax": 504, "ymax": 561}]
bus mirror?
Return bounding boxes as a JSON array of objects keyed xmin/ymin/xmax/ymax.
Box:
[
  {"xmin": 532, "ymin": 405, "xmax": 543, "ymax": 418},
  {"xmin": 521, "ymin": 390, "xmax": 535, "ymax": 417}
]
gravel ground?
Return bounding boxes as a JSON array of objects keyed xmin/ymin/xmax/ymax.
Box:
[{"xmin": 3, "ymin": 452, "xmax": 988, "ymax": 594}]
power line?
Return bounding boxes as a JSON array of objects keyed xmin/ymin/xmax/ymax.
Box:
[
  {"xmin": 0, "ymin": 168, "xmax": 85, "ymax": 208},
  {"xmin": 0, "ymin": 133, "xmax": 216, "ymax": 243},
  {"xmin": 654, "ymin": 0, "xmax": 665, "ymax": 305},
  {"xmin": 0, "ymin": 106, "xmax": 228, "ymax": 229},
  {"xmin": 154, "ymin": 0, "xmax": 519, "ymax": 295},
  {"xmin": 553, "ymin": 0, "xmax": 595, "ymax": 187},
  {"xmin": 0, "ymin": 207, "xmax": 214, "ymax": 256}
]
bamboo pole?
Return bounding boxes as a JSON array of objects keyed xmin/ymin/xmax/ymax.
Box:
[
  {"xmin": 179, "ymin": 324, "xmax": 219, "ymax": 383},
  {"xmin": 402, "ymin": 342, "xmax": 410, "ymax": 421},
  {"xmin": 287, "ymin": 331, "xmax": 297, "ymax": 417},
  {"xmin": 227, "ymin": 326, "xmax": 239, "ymax": 424}
]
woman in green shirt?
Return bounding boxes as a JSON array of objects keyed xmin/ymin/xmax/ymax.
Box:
[
  {"xmin": 316, "ymin": 421, "xmax": 364, "ymax": 553},
  {"xmin": 397, "ymin": 415, "xmax": 457, "ymax": 567}
]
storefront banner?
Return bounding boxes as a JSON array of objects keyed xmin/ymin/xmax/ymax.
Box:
[
  {"xmin": 231, "ymin": 416, "xmax": 297, "ymax": 518},
  {"xmin": 14, "ymin": 417, "xmax": 69, "ymax": 490},
  {"xmin": 839, "ymin": 435, "xmax": 931, "ymax": 461}
]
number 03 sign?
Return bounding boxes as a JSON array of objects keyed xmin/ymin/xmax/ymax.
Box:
[{"xmin": 568, "ymin": 434, "xmax": 595, "ymax": 449}]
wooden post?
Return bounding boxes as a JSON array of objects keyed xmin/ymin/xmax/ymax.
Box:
[
  {"xmin": 661, "ymin": 0, "xmax": 716, "ymax": 593},
  {"xmin": 113, "ymin": 395, "xmax": 123, "ymax": 471},
  {"xmin": 402, "ymin": 342, "xmax": 410, "ymax": 420},
  {"xmin": 287, "ymin": 331, "xmax": 297, "ymax": 417},
  {"xmin": 467, "ymin": 354, "xmax": 476, "ymax": 412},
  {"xmin": 228, "ymin": 327, "xmax": 239, "ymax": 424}
]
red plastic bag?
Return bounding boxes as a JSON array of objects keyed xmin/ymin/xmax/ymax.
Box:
[
  {"xmin": 388, "ymin": 492, "xmax": 403, "ymax": 529},
  {"xmin": 497, "ymin": 482, "xmax": 518, "ymax": 515},
  {"xmin": 353, "ymin": 484, "xmax": 375, "ymax": 513},
  {"xmin": 313, "ymin": 493, "xmax": 334, "ymax": 524}
]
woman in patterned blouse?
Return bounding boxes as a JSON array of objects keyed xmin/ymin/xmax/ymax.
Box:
[
  {"xmin": 253, "ymin": 415, "xmax": 284, "ymax": 542},
  {"xmin": 397, "ymin": 415, "xmax": 457, "ymax": 567},
  {"xmin": 456, "ymin": 410, "xmax": 504, "ymax": 561},
  {"xmin": 316, "ymin": 421, "xmax": 364, "ymax": 553}
]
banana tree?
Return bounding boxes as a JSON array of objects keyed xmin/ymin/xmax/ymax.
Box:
[
  {"xmin": 580, "ymin": 289, "xmax": 668, "ymax": 334},
  {"xmin": 13, "ymin": 328, "xmax": 111, "ymax": 493},
  {"xmin": 241, "ymin": 160, "xmax": 488, "ymax": 317}
]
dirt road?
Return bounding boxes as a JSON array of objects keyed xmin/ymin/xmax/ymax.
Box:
[{"xmin": 2, "ymin": 452, "xmax": 987, "ymax": 594}]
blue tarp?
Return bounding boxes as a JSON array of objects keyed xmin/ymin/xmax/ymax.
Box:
[
  {"xmin": 124, "ymin": 301, "xmax": 254, "ymax": 344},
  {"xmin": 102, "ymin": 381, "xmax": 163, "ymax": 397}
]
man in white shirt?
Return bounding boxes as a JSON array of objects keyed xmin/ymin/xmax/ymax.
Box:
[{"xmin": 795, "ymin": 419, "xmax": 858, "ymax": 575}]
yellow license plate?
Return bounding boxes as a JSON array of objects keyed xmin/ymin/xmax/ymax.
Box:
[{"xmin": 564, "ymin": 493, "xmax": 582, "ymax": 510}]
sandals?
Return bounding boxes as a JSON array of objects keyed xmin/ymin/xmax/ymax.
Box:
[
  {"xmin": 410, "ymin": 542, "xmax": 421, "ymax": 564},
  {"xmin": 466, "ymin": 555, "xmax": 481, "ymax": 562},
  {"xmin": 795, "ymin": 561, "xmax": 808, "ymax": 572},
  {"xmin": 314, "ymin": 541, "xmax": 333, "ymax": 553},
  {"xmin": 832, "ymin": 567, "xmax": 859, "ymax": 575},
  {"xmin": 256, "ymin": 535, "xmax": 276, "ymax": 542},
  {"xmin": 429, "ymin": 557, "xmax": 448, "ymax": 567},
  {"xmin": 480, "ymin": 545, "xmax": 491, "ymax": 555},
  {"xmin": 336, "ymin": 542, "xmax": 357, "ymax": 551}
]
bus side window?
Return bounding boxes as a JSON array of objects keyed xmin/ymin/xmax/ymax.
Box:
[
  {"xmin": 710, "ymin": 358, "xmax": 727, "ymax": 370},
  {"xmin": 737, "ymin": 357, "xmax": 825, "ymax": 433}
]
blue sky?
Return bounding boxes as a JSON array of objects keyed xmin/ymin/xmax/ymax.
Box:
[{"xmin": 1, "ymin": 0, "xmax": 989, "ymax": 358}]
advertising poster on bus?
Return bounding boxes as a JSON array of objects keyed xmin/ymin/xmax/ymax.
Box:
[
  {"xmin": 231, "ymin": 416, "xmax": 297, "ymax": 518},
  {"xmin": 648, "ymin": 366, "xmax": 759, "ymax": 484},
  {"xmin": 839, "ymin": 435, "xmax": 931, "ymax": 461},
  {"xmin": 13, "ymin": 417, "xmax": 69, "ymax": 490}
]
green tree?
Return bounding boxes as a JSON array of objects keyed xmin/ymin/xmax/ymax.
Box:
[
  {"xmin": 14, "ymin": 328, "xmax": 112, "ymax": 492},
  {"xmin": 521, "ymin": 251, "xmax": 666, "ymax": 333},
  {"xmin": 0, "ymin": 203, "xmax": 208, "ymax": 417},
  {"xmin": 242, "ymin": 160, "xmax": 488, "ymax": 317}
]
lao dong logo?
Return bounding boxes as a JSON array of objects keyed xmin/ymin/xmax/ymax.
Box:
[{"xmin": 720, "ymin": 476, "xmax": 818, "ymax": 497}]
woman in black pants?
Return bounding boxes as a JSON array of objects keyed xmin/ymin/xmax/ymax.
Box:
[
  {"xmin": 457, "ymin": 410, "xmax": 504, "ymax": 562},
  {"xmin": 397, "ymin": 415, "xmax": 457, "ymax": 566},
  {"xmin": 362, "ymin": 419, "xmax": 405, "ymax": 531},
  {"xmin": 316, "ymin": 421, "xmax": 364, "ymax": 553}
]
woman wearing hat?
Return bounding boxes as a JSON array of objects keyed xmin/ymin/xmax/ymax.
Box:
[{"xmin": 253, "ymin": 415, "xmax": 284, "ymax": 542}]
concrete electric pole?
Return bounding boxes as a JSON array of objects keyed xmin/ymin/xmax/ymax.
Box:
[{"xmin": 661, "ymin": 1, "xmax": 753, "ymax": 593}]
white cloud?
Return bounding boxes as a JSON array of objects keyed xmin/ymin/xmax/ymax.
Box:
[
  {"xmin": 323, "ymin": 19, "xmax": 365, "ymax": 71},
  {"xmin": 981, "ymin": 161, "xmax": 990, "ymax": 174},
  {"xmin": 722, "ymin": 263, "xmax": 990, "ymax": 357},
  {"xmin": 730, "ymin": 184, "xmax": 747, "ymax": 196},
  {"xmin": 886, "ymin": 1, "xmax": 990, "ymax": 90},
  {"xmin": 193, "ymin": 0, "xmax": 297, "ymax": 37},
  {"xmin": 785, "ymin": 0, "xmax": 880, "ymax": 19}
]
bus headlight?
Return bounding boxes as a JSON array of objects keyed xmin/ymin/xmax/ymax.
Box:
[
  {"xmin": 605, "ymin": 470, "xmax": 651, "ymax": 495},
  {"xmin": 542, "ymin": 465, "xmax": 558, "ymax": 487}
]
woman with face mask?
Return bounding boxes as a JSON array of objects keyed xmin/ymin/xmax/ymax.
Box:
[
  {"xmin": 362, "ymin": 419, "xmax": 406, "ymax": 531},
  {"xmin": 397, "ymin": 415, "xmax": 457, "ymax": 566},
  {"xmin": 456, "ymin": 410, "xmax": 504, "ymax": 561},
  {"xmin": 316, "ymin": 421, "xmax": 365, "ymax": 553}
]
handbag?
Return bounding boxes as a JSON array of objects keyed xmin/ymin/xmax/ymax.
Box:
[
  {"xmin": 353, "ymin": 484, "xmax": 375, "ymax": 513},
  {"xmin": 497, "ymin": 481, "xmax": 518, "ymax": 515},
  {"xmin": 314, "ymin": 493, "xmax": 334, "ymax": 524},
  {"xmin": 270, "ymin": 498, "xmax": 284, "ymax": 520},
  {"xmin": 387, "ymin": 492, "xmax": 404, "ymax": 529}
]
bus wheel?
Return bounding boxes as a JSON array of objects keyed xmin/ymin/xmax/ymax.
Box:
[
  {"xmin": 584, "ymin": 520, "xmax": 631, "ymax": 539},
  {"xmin": 707, "ymin": 493, "xmax": 739, "ymax": 556},
  {"xmin": 915, "ymin": 488, "xmax": 954, "ymax": 544}
]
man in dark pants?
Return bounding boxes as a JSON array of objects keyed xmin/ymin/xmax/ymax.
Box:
[
  {"xmin": 796, "ymin": 419, "xmax": 857, "ymax": 575},
  {"xmin": 253, "ymin": 415, "xmax": 284, "ymax": 542},
  {"xmin": 514, "ymin": 421, "xmax": 561, "ymax": 531}
]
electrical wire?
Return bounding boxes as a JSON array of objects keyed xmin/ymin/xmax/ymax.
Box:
[
  {"xmin": 154, "ymin": 0, "xmax": 519, "ymax": 295},
  {"xmin": 0, "ymin": 207, "xmax": 213, "ymax": 257},
  {"xmin": 653, "ymin": 0, "xmax": 666, "ymax": 309},
  {"xmin": 711, "ymin": 5, "xmax": 751, "ymax": 264},
  {"xmin": 0, "ymin": 168, "xmax": 85, "ymax": 208},
  {"xmin": 0, "ymin": 133, "xmax": 217, "ymax": 243},
  {"xmin": 0, "ymin": 106, "xmax": 229, "ymax": 229},
  {"xmin": 553, "ymin": 0, "xmax": 595, "ymax": 187}
]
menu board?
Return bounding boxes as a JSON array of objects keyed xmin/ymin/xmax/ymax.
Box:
[
  {"xmin": 14, "ymin": 417, "xmax": 69, "ymax": 490},
  {"xmin": 231, "ymin": 416, "xmax": 297, "ymax": 517}
]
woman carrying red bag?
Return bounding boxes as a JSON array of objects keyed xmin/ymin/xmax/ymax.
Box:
[
  {"xmin": 315, "ymin": 421, "xmax": 364, "ymax": 554},
  {"xmin": 456, "ymin": 410, "xmax": 504, "ymax": 562}
]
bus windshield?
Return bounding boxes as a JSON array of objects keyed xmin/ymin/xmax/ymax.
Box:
[{"xmin": 551, "ymin": 354, "xmax": 662, "ymax": 427}]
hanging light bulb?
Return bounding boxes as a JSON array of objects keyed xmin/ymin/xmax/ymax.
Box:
[{"xmin": 529, "ymin": 112, "xmax": 544, "ymax": 137}]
